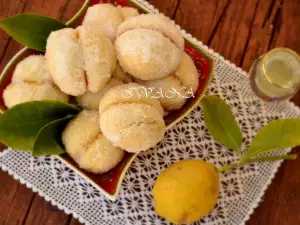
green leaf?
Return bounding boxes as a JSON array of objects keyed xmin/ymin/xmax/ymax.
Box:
[
  {"xmin": 201, "ymin": 95, "xmax": 242, "ymax": 152},
  {"xmin": 0, "ymin": 101, "xmax": 79, "ymax": 151},
  {"xmin": 0, "ymin": 13, "xmax": 67, "ymax": 51},
  {"xmin": 242, "ymin": 118, "xmax": 300, "ymax": 159},
  {"xmin": 33, "ymin": 115, "xmax": 74, "ymax": 156}
]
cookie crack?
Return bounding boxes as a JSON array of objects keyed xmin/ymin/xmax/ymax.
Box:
[
  {"xmin": 119, "ymin": 120, "xmax": 159, "ymax": 136},
  {"xmin": 170, "ymin": 73, "xmax": 185, "ymax": 88},
  {"xmin": 20, "ymin": 80, "xmax": 67, "ymax": 95},
  {"xmin": 103, "ymin": 102, "xmax": 163, "ymax": 116},
  {"xmin": 118, "ymin": 27, "xmax": 181, "ymax": 50},
  {"xmin": 74, "ymin": 131, "xmax": 103, "ymax": 159}
]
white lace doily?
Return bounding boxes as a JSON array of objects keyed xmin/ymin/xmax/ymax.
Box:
[{"xmin": 1, "ymin": 1, "xmax": 300, "ymax": 225}]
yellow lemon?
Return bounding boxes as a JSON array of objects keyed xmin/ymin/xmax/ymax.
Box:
[{"xmin": 152, "ymin": 159, "xmax": 219, "ymax": 224}]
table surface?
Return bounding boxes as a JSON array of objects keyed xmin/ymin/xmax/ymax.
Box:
[{"xmin": 0, "ymin": 0, "xmax": 300, "ymax": 224}]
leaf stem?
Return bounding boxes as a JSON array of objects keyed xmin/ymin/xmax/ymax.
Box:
[
  {"xmin": 216, "ymin": 163, "xmax": 241, "ymax": 173},
  {"xmin": 217, "ymin": 154, "xmax": 297, "ymax": 173},
  {"xmin": 242, "ymin": 154, "xmax": 297, "ymax": 164}
]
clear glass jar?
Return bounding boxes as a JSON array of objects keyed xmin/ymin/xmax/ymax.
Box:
[{"xmin": 249, "ymin": 48, "xmax": 300, "ymax": 101}]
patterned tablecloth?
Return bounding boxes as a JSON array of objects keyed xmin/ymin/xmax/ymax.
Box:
[{"xmin": 1, "ymin": 0, "xmax": 300, "ymax": 225}]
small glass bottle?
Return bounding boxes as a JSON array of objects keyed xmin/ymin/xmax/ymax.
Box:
[{"xmin": 249, "ymin": 48, "xmax": 300, "ymax": 101}]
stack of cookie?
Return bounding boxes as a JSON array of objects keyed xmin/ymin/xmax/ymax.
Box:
[{"xmin": 3, "ymin": 3, "xmax": 199, "ymax": 174}]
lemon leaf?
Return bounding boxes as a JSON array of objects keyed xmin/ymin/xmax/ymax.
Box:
[
  {"xmin": 201, "ymin": 95, "xmax": 242, "ymax": 152},
  {"xmin": 33, "ymin": 115, "xmax": 74, "ymax": 156},
  {"xmin": 0, "ymin": 13, "xmax": 67, "ymax": 51},
  {"xmin": 0, "ymin": 101, "xmax": 79, "ymax": 151},
  {"xmin": 242, "ymin": 118, "xmax": 300, "ymax": 159}
]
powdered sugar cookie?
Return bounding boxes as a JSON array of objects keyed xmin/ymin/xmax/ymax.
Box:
[
  {"xmin": 137, "ymin": 53, "xmax": 199, "ymax": 110},
  {"xmin": 115, "ymin": 14, "xmax": 184, "ymax": 80},
  {"xmin": 46, "ymin": 27, "xmax": 116, "ymax": 96},
  {"xmin": 99, "ymin": 83, "xmax": 166, "ymax": 152},
  {"xmin": 46, "ymin": 28, "xmax": 86, "ymax": 96},
  {"xmin": 82, "ymin": 4, "xmax": 123, "ymax": 41},
  {"xmin": 3, "ymin": 55, "xmax": 68, "ymax": 108},
  {"xmin": 62, "ymin": 110, "xmax": 125, "ymax": 174}
]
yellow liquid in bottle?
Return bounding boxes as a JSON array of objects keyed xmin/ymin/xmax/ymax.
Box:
[{"xmin": 254, "ymin": 50, "xmax": 300, "ymax": 99}]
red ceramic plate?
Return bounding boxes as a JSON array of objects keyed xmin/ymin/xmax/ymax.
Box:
[{"xmin": 0, "ymin": 0, "xmax": 214, "ymax": 200}]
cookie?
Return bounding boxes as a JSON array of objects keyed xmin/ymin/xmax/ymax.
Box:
[
  {"xmin": 99, "ymin": 83, "xmax": 166, "ymax": 152},
  {"xmin": 3, "ymin": 55, "xmax": 68, "ymax": 108},
  {"xmin": 137, "ymin": 53, "xmax": 199, "ymax": 110},
  {"xmin": 115, "ymin": 14, "xmax": 184, "ymax": 80},
  {"xmin": 62, "ymin": 110, "xmax": 125, "ymax": 174},
  {"xmin": 82, "ymin": 4, "xmax": 123, "ymax": 41},
  {"xmin": 46, "ymin": 27, "xmax": 116, "ymax": 96}
]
